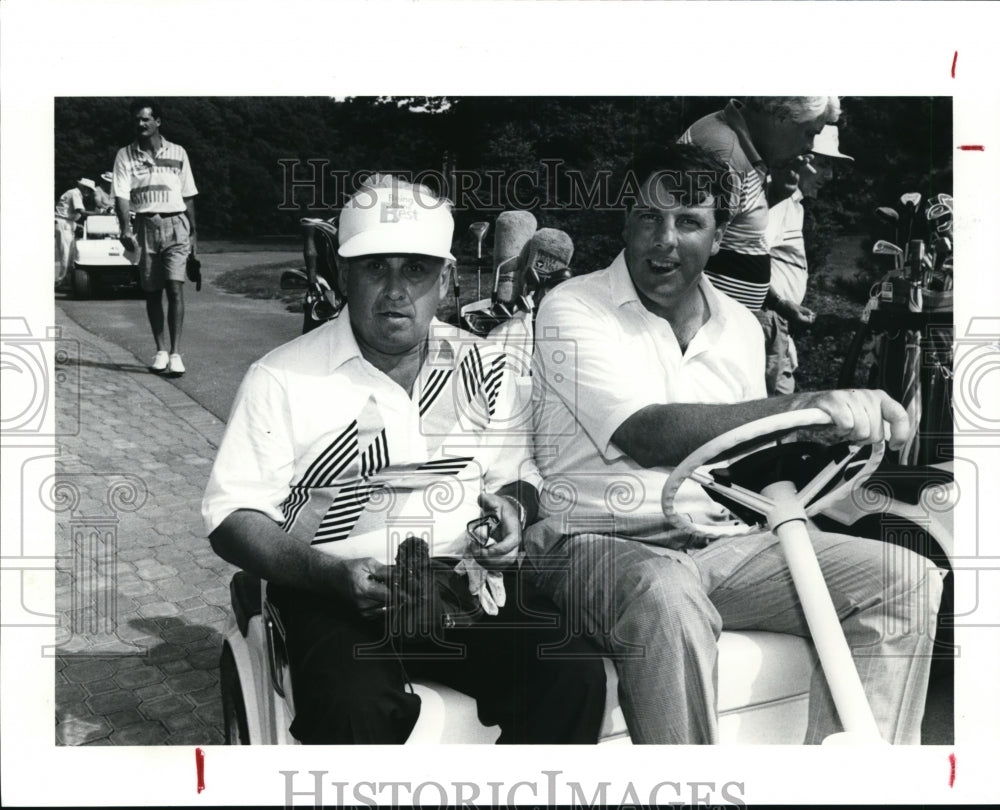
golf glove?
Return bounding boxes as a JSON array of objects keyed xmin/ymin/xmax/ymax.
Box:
[{"xmin": 454, "ymin": 555, "xmax": 506, "ymax": 616}]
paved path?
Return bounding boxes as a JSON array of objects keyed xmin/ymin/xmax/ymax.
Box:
[{"xmin": 54, "ymin": 305, "xmax": 237, "ymax": 746}]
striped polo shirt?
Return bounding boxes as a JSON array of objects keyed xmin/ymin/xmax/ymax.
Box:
[
  {"xmin": 680, "ymin": 100, "xmax": 771, "ymax": 310},
  {"xmin": 202, "ymin": 312, "xmax": 539, "ymax": 564},
  {"xmin": 112, "ymin": 137, "xmax": 198, "ymax": 214}
]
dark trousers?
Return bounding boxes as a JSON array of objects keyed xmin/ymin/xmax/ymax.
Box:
[{"xmin": 268, "ymin": 568, "xmax": 607, "ymax": 745}]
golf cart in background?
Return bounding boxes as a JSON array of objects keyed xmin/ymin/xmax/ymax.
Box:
[{"xmin": 70, "ymin": 213, "xmax": 139, "ymax": 298}]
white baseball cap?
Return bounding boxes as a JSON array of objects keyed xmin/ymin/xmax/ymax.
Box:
[
  {"xmin": 100, "ymin": 171, "xmax": 114, "ymax": 183},
  {"xmin": 812, "ymin": 125, "xmax": 853, "ymax": 161},
  {"xmin": 337, "ymin": 176, "xmax": 455, "ymax": 260},
  {"xmin": 77, "ymin": 177, "xmax": 96, "ymax": 190}
]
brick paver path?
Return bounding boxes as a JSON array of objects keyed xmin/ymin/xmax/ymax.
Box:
[{"xmin": 53, "ymin": 308, "xmax": 237, "ymax": 745}]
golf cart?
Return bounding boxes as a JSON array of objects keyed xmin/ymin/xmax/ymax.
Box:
[
  {"xmin": 219, "ymin": 406, "xmax": 954, "ymax": 746},
  {"xmin": 70, "ymin": 213, "xmax": 139, "ymax": 298},
  {"xmin": 220, "ymin": 209, "xmax": 953, "ymax": 746}
]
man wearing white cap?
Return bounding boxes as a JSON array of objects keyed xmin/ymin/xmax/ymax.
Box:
[
  {"xmin": 54, "ymin": 178, "xmax": 95, "ymax": 288},
  {"xmin": 203, "ymin": 175, "xmax": 605, "ymax": 745},
  {"xmin": 765, "ymin": 125, "xmax": 854, "ymax": 394}
]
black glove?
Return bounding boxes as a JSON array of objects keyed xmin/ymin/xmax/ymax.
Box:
[{"xmin": 186, "ymin": 255, "xmax": 202, "ymax": 291}]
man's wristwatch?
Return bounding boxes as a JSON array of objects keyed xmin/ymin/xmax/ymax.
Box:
[{"xmin": 501, "ymin": 495, "xmax": 527, "ymax": 531}]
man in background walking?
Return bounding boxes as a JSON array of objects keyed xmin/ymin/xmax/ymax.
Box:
[{"xmin": 113, "ymin": 100, "xmax": 198, "ymax": 376}]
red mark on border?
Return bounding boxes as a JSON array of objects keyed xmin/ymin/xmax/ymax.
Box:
[
  {"xmin": 949, "ymin": 752, "xmax": 956, "ymax": 787},
  {"xmin": 951, "ymin": 51, "xmax": 958, "ymax": 78},
  {"xmin": 958, "ymin": 145, "xmax": 985, "ymax": 151},
  {"xmin": 195, "ymin": 747, "xmax": 206, "ymax": 793}
]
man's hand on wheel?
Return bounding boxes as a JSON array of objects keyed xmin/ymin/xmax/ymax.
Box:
[{"xmin": 794, "ymin": 389, "xmax": 911, "ymax": 451}]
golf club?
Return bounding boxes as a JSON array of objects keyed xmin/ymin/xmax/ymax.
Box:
[
  {"xmin": 872, "ymin": 239, "xmax": 904, "ymax": 272},
  {"xmin": 931, "ymin": 235, "xmax": 953, "ymax": 287},
  {"xmin": 468, "ymin": 221, "xmax": 490, "ymax": 300},
  {"xmin": 900, "ymin": 192, "xmax": 921, "ymax": 245},
  {"xmin": 906, "ymin": 239, "xmax": 926, "ymax": 284},
  {"xmin": 875, "ymin": 206, "xmax": 900, "ymax": 245},
  {"xmin": 925, "ymin": 202, "xmax": 953, "ymax": 239}
]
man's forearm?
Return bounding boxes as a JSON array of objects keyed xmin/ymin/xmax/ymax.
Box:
[
  {"xmin": 765, "ymin": 288, "xmax": 793, "ymax": 319},
  {"xmin": 184, "ymin": 198, "xmax": 197, "ymax": 251},
  {"xmin": 210, "ymin": 509, "xmax": 348, "ymax": 595},
  {"xmin": 612, "ymin": 396, "xmax": 809, "ymax": 469},
  {"xmin": 115, "ymin": 198, "xmax": 131, "ymax": 235}
]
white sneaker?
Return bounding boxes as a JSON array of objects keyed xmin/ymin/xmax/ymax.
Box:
[
  {"xmin": 168, "ymin": 354, "xmax": 186, "ymax": 376},
  {"xmin": 150, "ymin": 351, "xmax": 169, "ymax": 372}
]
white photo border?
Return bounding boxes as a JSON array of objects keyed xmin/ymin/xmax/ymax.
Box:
[{"xmin": 2, "ymin": 0, "xmax": 998, "ymax": 806}]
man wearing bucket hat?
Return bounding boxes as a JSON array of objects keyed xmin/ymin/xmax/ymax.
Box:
[
  {"xmin": 54, "ymin": 178, "xmax": 95, "ymax": 289},
  {"xmin": 203, "ymin": 174, "xmax": 605, "ymax": 745},
  {"xmin": 93, "ymin": 171, "xmax": 115, "ymax": 213},
  {"xmin": 765, "ymin": 124, "xmax": 855, "ymax": 394}
]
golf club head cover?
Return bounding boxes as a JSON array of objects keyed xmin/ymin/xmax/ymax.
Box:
[
  {"xmin": 493, "ymin": 210, "xmax": 537, "ymax": 305},
  {"xmin": 518, "ymin": 228, "xmax": 574, "ymax": 295}
]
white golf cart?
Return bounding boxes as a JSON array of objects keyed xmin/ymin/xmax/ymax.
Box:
[
  {"xmin": 219, "ymin": 408, "xmax": 954, "ymax": 746},
  {"xmin": 70, "ymin": 213, "xmax": 139, "ymax": 298}
]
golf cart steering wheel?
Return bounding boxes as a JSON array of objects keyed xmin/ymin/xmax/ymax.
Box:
[{"xmin": 661, "ymin": 408, "xmax": 885, "ymax": 542}]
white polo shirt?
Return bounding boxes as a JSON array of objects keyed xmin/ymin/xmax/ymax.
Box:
[
  {"xmin": 203, "ymin": 311, "xmax": 540, "ymax": 564},
  {"xmin": 112, "ymin": 137, "xmax": 198, "ymax": 214},
  {"xmin": 55, "ymin": 187, "xmax": 86, "ymax": 221},
  {"xmin": 531, "ymin": 250, "xmax": 766, "ymax": 527},
  {"xmin": 766, "ymin": 189, "xmax": 808, "ymax": 306}
]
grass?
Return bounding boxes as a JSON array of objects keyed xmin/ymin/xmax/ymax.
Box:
[
  {"xmin": 214, "ymin": 260, "xmax": 306, "ymax": 311},
  {"xmin": 198, "ymin": 237, "xmax": 300, "ymax": 254}
]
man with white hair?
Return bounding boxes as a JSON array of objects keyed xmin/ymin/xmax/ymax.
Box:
[
  {"xmin": 203, "ymin": 175, "xmax": 605, "ymax": 745},
  {"xmin": 54, "ymin": 177, "xmax": 95, "ymax": 288},
  {"xmin": 680, "ymin": 97, "xmax": 841, "ymax": 393}
]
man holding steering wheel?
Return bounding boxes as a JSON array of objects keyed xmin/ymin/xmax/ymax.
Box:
[{"xmin": 527, "ymin": 142, "xmax": 944, "ymax": 745}]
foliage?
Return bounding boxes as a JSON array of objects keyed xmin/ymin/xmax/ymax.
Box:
[{"xmin": 56, "ymin": 96, "xmax": 952, "ymax": 277}]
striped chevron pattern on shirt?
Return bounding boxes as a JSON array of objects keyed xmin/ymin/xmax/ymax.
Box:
[
  {"xmin": 311, "ymin": 454, "xmax": 473, "ymax": 545},
  {"xmin": 418, "ymin": 368, "xmax": 453, "ymax": 416},
  {"xmin": 281, "ymin": 420, "xmax": 361, "ymax": 529},
  {"xmin": 311, "ymin": 479, "xmax": 379, "ymax": 544},
  {"xmin": 457, "ymin": 344, "xmax": 507, "ymax": 418}
]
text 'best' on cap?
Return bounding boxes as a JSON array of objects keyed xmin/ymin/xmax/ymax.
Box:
[{"xmin": 337, "ymin": 176, "xmax": 455, "ymax": 261}]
